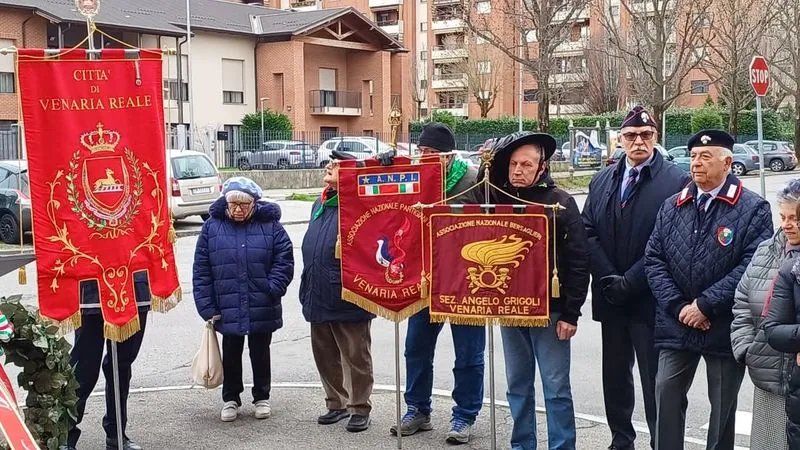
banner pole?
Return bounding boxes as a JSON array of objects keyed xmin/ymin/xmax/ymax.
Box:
[
  {"xmin": 488, "ymin": 326, "xmax": 497, "ymax": 450},
  {"xmin": 110, "ymin": 341, "xmax": 124, "ymax": 450},
  {"xmin": 394, "ymin": 321, "xmax": 403, "ymax": 449}
]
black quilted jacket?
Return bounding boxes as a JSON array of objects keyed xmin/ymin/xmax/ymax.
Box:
[{"xmin": 644, "ymin": 174, "xmax": 773, "ymax": 357}]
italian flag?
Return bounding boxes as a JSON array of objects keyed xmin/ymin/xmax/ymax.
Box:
[{"xmin": 359, "ymin": 182, "xmax": 420, "ymax": 196}]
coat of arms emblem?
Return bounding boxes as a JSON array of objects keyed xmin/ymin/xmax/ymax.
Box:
[{"xmin": 75, "ymin": 0, "xmax": 99, "ymax": 17}]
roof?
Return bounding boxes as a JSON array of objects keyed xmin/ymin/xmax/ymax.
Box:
[{"xmin": 0, "ymin": 0, "xmax": 402, "ymax": 49}]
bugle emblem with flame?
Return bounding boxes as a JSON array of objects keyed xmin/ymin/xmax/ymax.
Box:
[{"xmin": 461, "ymin": 235, "xmax": 533, "ymax": 294}]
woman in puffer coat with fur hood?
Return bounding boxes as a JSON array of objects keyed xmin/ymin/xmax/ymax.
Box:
[{"xmin": 733, "ymin": 179, "xmax": 800, "ymax": 449}]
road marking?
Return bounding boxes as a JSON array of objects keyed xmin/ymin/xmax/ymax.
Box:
[
  {"xmin": 84, "ymin": 382, "xmax": 745, "ymax": 448},
  {"xmin": 701, "ymin": 410, "xmax": 752, "ymax": 436}
]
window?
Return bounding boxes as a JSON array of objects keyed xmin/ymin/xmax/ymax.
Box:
[
  {"xmin": 376, "ymin": 11, "xmax": 397, "ymax": 25},
  {"xmin": 0, "ymin": 73, "xmax": 14, "ymax": 93},
  {"xmin": 420, "ymin": 79, "xmax": 428, "ymax": 89},
  {"xmin": 222, "ymin": 58, "xmax": 245, "ymax": 104},
  {"xmin": 523, "ymin": 89, "xmax": 538, "ymax": 102},
  {"xmin": 579, "ymin": 26, "xmax": 590, "ymax": 40},
  {"xmin": 690, "ymin": 79, "xmax": 709, "ymax": 95},
  {"xmin": 163, "ymin": 79, "xmax": 189, "ymax": 101},
  {"xmin": 478, "ymin": 61, "xmax": 491, "ymax": 74},
  {"xmin": 420, "ymin": 22, "xmax": 428, "ymax": 32},
  {"xmin": 525, "ymin": 30, "xmax": 537, "ymax": 42},
  {"xmin": 477, "ymin": 1, "xmax": 491, "ymax": 14}
]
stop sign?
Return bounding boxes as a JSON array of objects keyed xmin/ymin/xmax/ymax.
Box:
[{"xmin": 750, "ymin": 56, "xmax": 770, "ymax": 96}]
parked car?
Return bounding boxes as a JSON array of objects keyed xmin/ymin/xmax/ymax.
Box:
[
  {"xmin": 317, "ymin": 137, "xmax": 394, "ymax": 167},
  {"xmin": 604, "ymin": 144, "xmax": 673, "ymax": 166},
  {"xmin": 169, "ymin": 150, "xmax": 222, "ymax": 221},
  {"xmin": 236, "ymin": 140, "xmax": 317, "ymax": 171},
  {"xmin": 453, "ymin": 150, "xmax": 481, "ymax": 169},
  {"xmin": 0, "ymin": 160, "xmax": 30, "ymax": 244},
  {"xmin": 743, "ymin": 140, "xmax": 797, "ymax": 172},
  {"xmin": 668, "ymin": 143, "xmax": 760, "ymax": 176}
]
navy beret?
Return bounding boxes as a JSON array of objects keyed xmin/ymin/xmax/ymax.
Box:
[
  {"xmin": 687, "ymin": 129, "xmax": 735, "ymax": 151},
  {"xmin": 621, "ymin": 105, "xmax": 658, "ymax": 128}
]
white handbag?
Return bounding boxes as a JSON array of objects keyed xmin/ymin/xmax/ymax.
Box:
[{"xmin": 191, "ymin": 318, "xmax": 224, "ymax": 389}]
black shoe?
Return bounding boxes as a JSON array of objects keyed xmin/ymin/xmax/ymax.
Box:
[
  {"xmin": 346, "ymin": 414, "xmax": 370, "ymax": 432},
  {"xmin": 105, "ymin": 439, "xmax": 143, "ymax": 450},
  {"xmin": 318, "ymin": 409, "xmax": 350, "ymax": 425},
  {"xmin": 608, "ymin": 446, "xmax": 634, "ymax": 450}
]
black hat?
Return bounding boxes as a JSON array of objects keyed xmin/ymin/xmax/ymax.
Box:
[
  {"xmin": 621, "ymin": 105, "xmax": 658, "ymax": 128},
  {"xmin": 493, "ymin": 131, "xmax": 557, "ymax": 162},
  {"xmin": 331, "ymin": 150, "xmax": 357, "ymax": 161},
  {"xmin": 418, "ymin": 122, "xmax": 456, "ymax": 152},
  {"xmin": 687, "ymin": 129, "xmax": 735, "ymax": 151}
]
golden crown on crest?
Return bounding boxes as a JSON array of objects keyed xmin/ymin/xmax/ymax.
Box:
[{"xmin": 81, "ymin": 122, "xmax": 120, "ymax": 153}]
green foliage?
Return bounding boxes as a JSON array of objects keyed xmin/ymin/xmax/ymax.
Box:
[
  {"xmin": 691, "ymin": 106, "xmax": 724, "ymax": 133},
  {"xmin": 285, "ymin": 193, "xmax": 317, "ymax": 201},
  {"xmin": 240, "ymin": 110, "xmax": 293, "ymax": 134},
  {"xmin": 704, "ymin": 95, "xmax": 715, "ymax": 107},
  {"xmin": 0, "ymin": 296, "xmax": 78, "ymax": 450}
]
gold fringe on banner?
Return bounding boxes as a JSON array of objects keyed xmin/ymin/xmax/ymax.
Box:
[
  {"xmin": 341, "ymin": 289, "xmax": 427, "ymax": 323},
  {"xmin": 429, "ymin": 314, "xmax": 488, "ymax": 326},
  {"xmin": 496, "ymin": 317, "xmax": 551, "ymax": 328},
  {"xmin": 42, "ymin": 310, "xmax": 82, "ymax": 336},
  {"xmin": 168, "ymin": 221, "xmax": 177, "ymax": 244},
  {"xmin": 429, "ymin": 314, "xmax": 551, "ymax": 328},
  {"xmin": 151, "ymin": 286, "xmax": 183, "ymax": 313},
  {"xmin": 17, "ymin": 266, "xmax": 26, "ymax": 286},
  {"xmin": 104, "ymin": 314, "xmax": 141, "ymax": 343}
]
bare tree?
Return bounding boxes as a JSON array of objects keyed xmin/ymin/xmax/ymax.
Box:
[
  {"xmin": 769, "ymin": 1, "xmax": 800, "ymax": 151},
  {"xmin": 464, "ymin": 0, "xmax": 592, "ymax": 131},
  {"xmin": 408, "ymin": 54, "xmax": 429, "ymax": 120},
  {"xmin": 584, "ymin": 43, "xmax": 623, "ymax": 114},
  {"xmin": 601, "ymin": 0, "xmax": 714, "ymax": 128},
  {"xmin": 443, "ymin": 35, "xmax": 503, "ymax": 118},
  {"xmin": 699, "ymin": 0, "xmax": 775, "ymax": 136}
]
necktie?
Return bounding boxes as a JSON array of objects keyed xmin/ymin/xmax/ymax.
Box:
[
  {"xmin": 621, "ymin": 167, "xmax": 639, "ymax": 207},
  {"xmin": 697, "ymin": 193, "xmax": 712, "ymax": 217}
]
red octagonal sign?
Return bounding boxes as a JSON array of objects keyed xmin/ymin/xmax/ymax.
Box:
[{"xmin": 750, "ymin": 56, "xmax": 770, "ymax": 97}]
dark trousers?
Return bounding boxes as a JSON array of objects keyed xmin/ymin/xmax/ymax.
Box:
[
  {"xmin": 601, "ymin": 317, "xmax": 658, "ymax": 449},
  {"xmin": 655, "ymin": 349, "xmax": 745, "ymax": 450},
  {"xmin": 67, "ymin": 311, "xmax": 148, "ymax": 447},
  {"xmin": 310, "ymin": 321, "xmax": 373, "ymax": 415},
  {"xmin": 222, "ymin": 333, "xmax": 272, "ymax": 405}
]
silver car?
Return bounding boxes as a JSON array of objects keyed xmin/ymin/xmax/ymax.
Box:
[
  {"xmin": 668, "ymin": 143, "xmax": 760, "ymax": 176},
  {"xmin": 169, "ymin": 150, "xmax": 222, "ymax": 220}
]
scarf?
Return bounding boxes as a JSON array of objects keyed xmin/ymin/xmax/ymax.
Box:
[
  {"xmin": 312, "ymin": 188, "xmax": 339, "ymax": 221},
  {"xmin": 445, "ymin": 159, "xmax": 468, "ymax": 193}
]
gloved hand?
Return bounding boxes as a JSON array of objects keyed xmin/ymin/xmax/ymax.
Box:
[
  {"xmin": 599, "ymin": 275, "xmax": 632, "ymax": 306},
  {"xmin": 376, "ymin": 149, "xmax": 396, "ymax": 166}
]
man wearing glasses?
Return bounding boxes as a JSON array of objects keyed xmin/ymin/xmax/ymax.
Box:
[{"xmin": 582, "ymin": 106, "xmax": 689, "ymax": 450}]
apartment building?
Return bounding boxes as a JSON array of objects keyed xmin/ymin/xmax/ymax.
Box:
[{"xmin": 0, "ymin": 0, "xmax": 406, "ymax": 164}]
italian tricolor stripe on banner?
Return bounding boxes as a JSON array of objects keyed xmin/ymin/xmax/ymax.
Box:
[
  {"xmin": 359, "ymin": 182, "xmax": 420, "ymax": 196},
  {"xmin": 357, "ymin": 172, "xmax": 421, "ymax": 196}
]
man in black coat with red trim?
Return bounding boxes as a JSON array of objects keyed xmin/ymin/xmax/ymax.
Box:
[
  {"xmin": 582, "ymin": 106, "xmax": 689, "ymax": 450},
  {"xmin": 645, "ymin": 129, "xmax": 772, "ymax": 450}
]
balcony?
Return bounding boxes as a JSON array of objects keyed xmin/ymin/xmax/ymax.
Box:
[
  {"xmin": 548, "ymin": 72, "xmax": 587, "ymax": 84},
  {"xmin": 431, "ymin": 45, "xmax": 468, "ymax": 60},
  {"xmin": 432, "ymin": 73, "xmax": 468, "ymax": 90},
  {"xmin": 369, "ymin": 0, "xmax": 401, "ymax": 7},
  {"xmin": 433, "ymin": 103, "xmax": 469, "ymax": 116},
  {"xmin": 553, "ymin": 38, "xmax": 587, "ymax": 55},
  {"xmin": 549, "ymin": 103, "xmax": 589, "ymax": 116},
  {"xmin": 309, "ymin": 90, "xmax": 362, "ymax": 116},
  {"xmin": 432, "ymin": 17, "xmax": 466, "ymax": 33},
  {"xmin": 289, "ymin": 0, "xmax": 321, "ymax": 10},
  {"xmin": 378, "ymin": 20, "xmax": 402, "ymax": 36},
  {"xmin": 553, "ymin": 7, "xmax": 590, "ymax": 22}
]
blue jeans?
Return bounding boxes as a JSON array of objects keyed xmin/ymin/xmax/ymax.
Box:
[
  {"xmin": 404, "ymin": 308, "xmax": 486, "ymax": 423},
  {"xmin": 502, "ymin": 316, "xmax": 576, "ymax": 450}
]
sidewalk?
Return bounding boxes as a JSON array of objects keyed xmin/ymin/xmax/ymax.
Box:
[{"xmin": 75, "ymin": 385, "xmax": 654, "ymax": 449}]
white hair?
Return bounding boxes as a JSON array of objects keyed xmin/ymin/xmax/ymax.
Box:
[{"xmin": 719, "ymin": 148, "xmax": 733, "ymax": 159}]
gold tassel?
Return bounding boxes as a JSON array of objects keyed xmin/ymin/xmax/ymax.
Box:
[
  {"xmin": 335, "ymin": 238, "xmax": 341, "ymax": 259},
  {"xmin": 168, "ymin": 221, "xmax": 176, "ymax": 244},
  {"xmin": 420, "ymin": 271, "xmax": 428, "ymax": 299},
  {"xmin": 104, "ymin": 314, "xmax": 142, "ymax": 343},
  {"xmin": 551, "ymin": 268, "xmax": 561, "ymax": 298},
  {"xmin": 17, "ymin": 266, "xmax": 26, "ymax": 285}
]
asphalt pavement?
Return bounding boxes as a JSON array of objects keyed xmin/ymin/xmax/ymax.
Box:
[{"xmin": 2, "ymin": 170, "xmax": 798, "ymax": 449}]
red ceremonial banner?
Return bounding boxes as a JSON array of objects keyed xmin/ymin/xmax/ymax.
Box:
[
  {"xmin": 338, "ymin": 156, "xmax": 444, "ymax": 321},
  {"xmin": 17, "ymin": 49, "xmax": 181, "ymax": 342},
  {"xmin": 425, "ymin": 204, "xmax": 550, "ymax": 326},
  {"xmin": 0, "ymin": 364, "xmax": 38, "ymax": 450}
]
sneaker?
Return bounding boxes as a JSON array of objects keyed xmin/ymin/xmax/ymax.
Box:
[
  {"xmin": 220, "ymin": 401, "xmax": 239, "ymax": 422},
  {"xmin": 105, "ymin": 439, "xmax": 144, "ymax": 450},
  {"xmin": 445, "ymin": 418, "xmax": 472, "ymax": 445},
  {"xmin": 254, "ymin": 400, "xmax": 271, "ymax": 419},
  {"xmin": 389, "ymin": 405, "xmax": 433, "ymax": 436},
  {"xmin": 318, "ymin": 409, "xmax": 350, "ymax": 425},
  {"xmin": 345, "ymin": 414, "xmax": 371, "ymax": 432}
]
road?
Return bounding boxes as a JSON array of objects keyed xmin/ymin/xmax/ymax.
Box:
[{"xmin": 1, "ymin": 170, "xmax": 797, "ymax": 448}]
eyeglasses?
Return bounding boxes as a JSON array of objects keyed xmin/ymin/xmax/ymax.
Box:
[
  {"xmin": 228, "ymin": 201, "xmax": 253, "ymax": 211},
  {"xmin": 622, "ymin": 131, "xmax": 655, "ymax": 142}
]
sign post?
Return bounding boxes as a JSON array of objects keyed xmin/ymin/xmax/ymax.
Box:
[{"xmin": 750, "ymin": 56, "xmax": 770, "ymax": 197}]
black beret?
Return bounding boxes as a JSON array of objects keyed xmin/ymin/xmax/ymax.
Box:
[
  {"xmin": 331, "ymin": 150, "xmax": 357, "ymax": 161},
  {"xmin": 621, "ymin": 105, "xmax": 658, "ymax": 128},
  {"xmin": 494, "ymin": 132, "xmax": 557, "ymax": 162},
  {"xmin": 418, "ymin": 122, "xmax": 456, "ymax": 152},
  {"xmin": 687, "ymin": 129, "xmax": 735, "ymax": 151}
]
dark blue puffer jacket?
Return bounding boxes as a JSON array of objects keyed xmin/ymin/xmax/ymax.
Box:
[
  {"xmin": 299, "ymin": 193, "xmax": 375, "ymax": 323},
  {"xmin": 644, "ymin": 174, "xmax": 772, "ymax": 357},
  {"xmin": 193, "ymin": 197, "xmax": 295, "ymax": 335}
]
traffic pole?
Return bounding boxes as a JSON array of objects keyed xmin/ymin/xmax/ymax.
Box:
[{"xmin": 756, "ymin": 95, "xmax": 765, "ymax": 198}]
